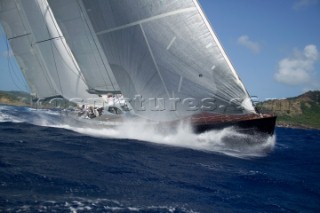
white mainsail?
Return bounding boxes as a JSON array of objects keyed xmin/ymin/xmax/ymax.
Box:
[
  {"xmin": 0, "ymin": 0, "xmax": 98, "ymax": 103},
  {"xmin": 77, "ymin": 0, "xmax": 255, "ymax": 121}
]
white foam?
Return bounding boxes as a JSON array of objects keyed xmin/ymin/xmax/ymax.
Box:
[
  {"xmin": 0, "ymin": 113, "xmax": 9, "ymax": 122},
  {"xmin": 0, "ymin": 112, "xmax": 23, "ymax": 123},
  {"xmin": 50, "ymin": 119, "xmax": 275, "ymax": 158},
  {"xmin": 0, "ymin": 106, "xmax": 276, "ymax": 158},
  {"xmin": 59, "ymin": 197, "xmax": 197, "ymax": 213}
]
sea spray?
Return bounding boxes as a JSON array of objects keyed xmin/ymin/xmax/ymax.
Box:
[
  {"xmin": 0, "ymin": 105, "xmax": 275, "ymax": 158},
  {"xmin": 47, "ymin": 116, "xmax": 276, "ymax": 158},
  {"xmin": 112, "ymin": 121, "xmax": 276, "ymax": 158}
]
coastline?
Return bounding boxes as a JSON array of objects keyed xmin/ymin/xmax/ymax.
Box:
[{"xmin": 276, "ymin": 123, "xmax": 320, "ymax": 131}]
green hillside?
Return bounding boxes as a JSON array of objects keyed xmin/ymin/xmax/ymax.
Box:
[
  {"xmin": 0, "ymin": 91, "xmax": 31, "ymax": 106},
  {"xmin": 0, "ymin": 91, "xmax": 76, "ymax": 109},
  {"xmin": 257, "ymin": 91, "xmax": 320, "ymax": 129}
]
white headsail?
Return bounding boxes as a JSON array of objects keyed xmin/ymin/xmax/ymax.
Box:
[{"xmin": 76, "ymin": 0, "xmax": 255, "ymax": 121}]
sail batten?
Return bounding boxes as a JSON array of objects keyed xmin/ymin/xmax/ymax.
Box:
[
  {"xmin": 7, "ymin": 33, "xmax": 31, "ymax": 40},
  {"xmin": 33, "ymin": 36, "xmax": 63, "ymax": 44}
]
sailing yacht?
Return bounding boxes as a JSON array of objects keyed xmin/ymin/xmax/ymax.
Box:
[{"xmin": 0, "ymin": 0, "xmax": 276, "ymax": 135}]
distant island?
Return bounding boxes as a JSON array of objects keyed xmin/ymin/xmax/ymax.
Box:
[
  {"xmin": 1, "ymin": 90, "xmax": 320, "ymax": 130},
  {"xmin": 0, "ymin": 91, "xmax": 31, "ymax": 106},
  {"xmin": 258, "ymin": 91, "xmax": 320, "ymax": 130},
  {"xmin": 0, "ymin": 90, "xmax": 76, "ymax": 109}
]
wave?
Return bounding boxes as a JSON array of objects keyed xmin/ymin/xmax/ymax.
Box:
[
  {"xmin": 0, "ymin": 105, "xmax": 275, "ymax": 158},
  {"xmin": 2, "ymin": 196, "xmax": 197, "ymax": 213}
]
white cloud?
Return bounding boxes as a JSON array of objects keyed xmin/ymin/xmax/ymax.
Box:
[
  {"xmin": 293, "ymin": 0, "xmax": 318, "ymax": 10},
  {"xmin": 274, "ymin": 44, "xmax": 319, "ymax": 85},
  {"xmin": 237, "ymin": 35, "xmax": 261, "ymax": 54}
]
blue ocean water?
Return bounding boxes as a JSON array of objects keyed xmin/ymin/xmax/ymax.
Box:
[{"xmin": 0, "ymin": 105, "xmax": 319, "ymax": 213}]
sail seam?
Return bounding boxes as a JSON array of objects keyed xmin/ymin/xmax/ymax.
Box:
[
  {"xmin": 96, "ymin": 7, "xmax": 197, "ymax": 36},
  {"xmin": 166, "ymin": 36, "xmax": 176, "ymax": 50},
  {"xmin": 139, "ymin": 24, "xmax": 170, "ymax": 99}
]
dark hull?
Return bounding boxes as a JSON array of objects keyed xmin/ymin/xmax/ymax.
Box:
[{"xmin": 190, "ymin": 114, "xmax": 277, "ymax": 136}]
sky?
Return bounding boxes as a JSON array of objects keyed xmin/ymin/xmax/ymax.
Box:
[
  {"xmin": 0, "ymin": 0, "xmax": 320, "ymax": 100},
  {"xmin": 199, "ymin": 0, "xmax": 320, "ymax": 100}
]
